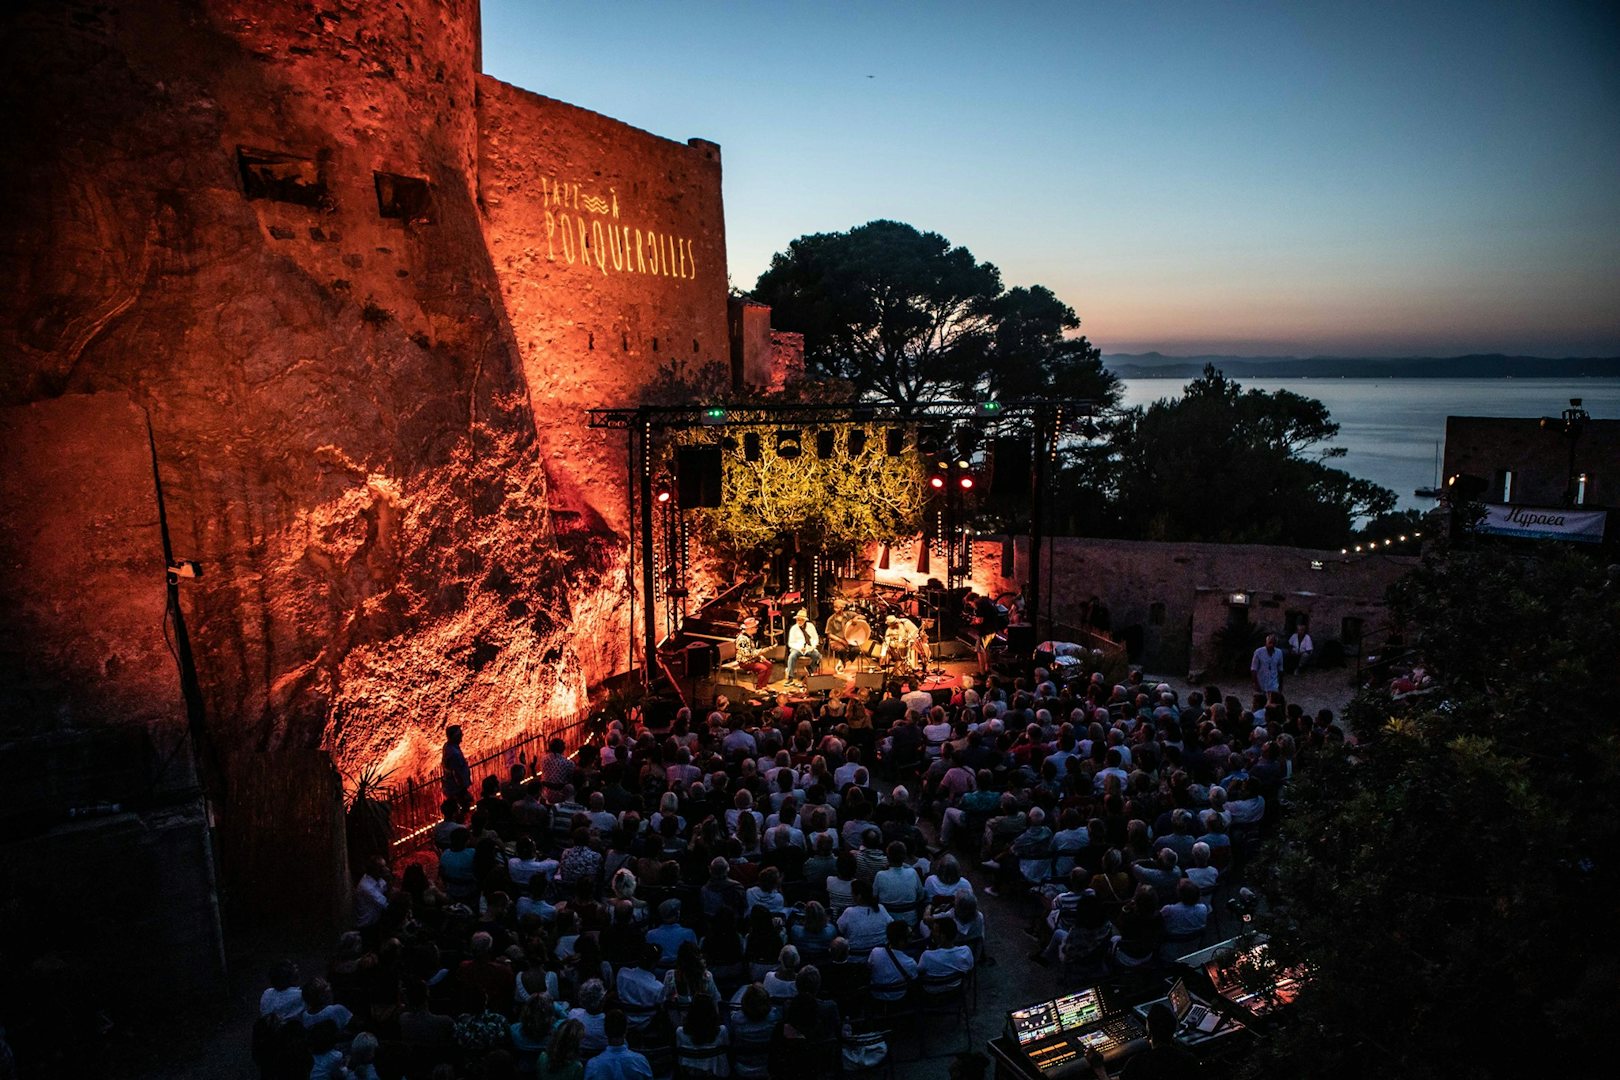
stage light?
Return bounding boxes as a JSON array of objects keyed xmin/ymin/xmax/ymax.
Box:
[
  {"xmin": 959, "ymin": 476, "xmax": 974, "ymax": 490},
  {"xmin": 701, "ymin": 406, "xmax": 727, "ymax": 426},
  {"xmin": 885, "ymin": 428, "xmax": 906, "ymax": 456},
  {"xmin": 776, "ymin": 429, "xmax": 802, "ymax": 459},
  {"xmin": 815, "ymin": 430, "xmax": 836, "ymax": 459},
  {"xmin": 956, "ymin": 460, "xmax": 969, "ymax": 469},
  {"xmin": 1399, "ymin": 535, "xmax": 1408, "ymax": 542},
  {"xmin": 743, "ymin": 432, "xmax": 762, "ymax": 462},
  {"xmin": 930, "ymin": 476, "xmax": 946, "ymax": 490},
  {"xmin": 936, "ymin": 460, "xmax": 948, "ymax": 470},
  {"xmin": 653, "ymin": 478, "xmax": 672, "ymax": 504},
  {"xmin": 977, "ymin": 401, "xmax": 1002, "ymax": 417},
  {"xmin": 848, "ymin": 429, "xmax": 867, "ymax": 455}
]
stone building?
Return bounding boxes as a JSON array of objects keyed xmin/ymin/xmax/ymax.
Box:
[{"xmin": 0, "ymin": 0, "xmax": 771, "ymax": 995}]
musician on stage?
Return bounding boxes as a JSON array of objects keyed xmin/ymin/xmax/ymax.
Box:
[
  {"xmin": 735, "ymin": 617, "xmax": 772, "ymax": 690},
  {"xmin": 965, "ymin": 591, "xmax": 1008, "ymax": 671},
  {"xmin": 786, "ymin": 608, "xmax": 821, "ymax": 685},
  {"xmin": 882, "ymin": 614, "xmax": 921, "ymax": 668},
  {"xmin": 824, "ymin": 598, "xmax": 860, "ymax": 673}
]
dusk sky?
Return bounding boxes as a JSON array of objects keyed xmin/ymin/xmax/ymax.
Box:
[{"xmin": 482, "ymin": 1, "xmax": 1620, "ymax": 358}]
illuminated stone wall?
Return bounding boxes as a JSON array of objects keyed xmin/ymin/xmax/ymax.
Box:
[
  {"xmin": 476, "ymin": 77, "xmax": 730, "ymax": 690},
  {"xmin": 0, "ymin": 1, "xmax": 731, "ymax": 782}
]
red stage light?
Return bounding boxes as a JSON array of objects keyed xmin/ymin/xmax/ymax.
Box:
[
  {"xmin": 929, "ymin": 476, "xmax": 945, "ymax": 489},
  {"xmin": 655, "ymin": 487, "xmax": 672, "ymax": 503},
  {"xmin": 959, "ymin": 476, "xmax": 974, "ymax": 490}
]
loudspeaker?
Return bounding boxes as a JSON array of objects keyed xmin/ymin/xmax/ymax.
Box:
[
  {"xmin": 677, "ymin": 446, "xmax": 723, "ymax": 508},
  {"xmin": 684, "ymin": 641, "xmax": 713, "ymax": 679},
  {"xmin": 815, "ymin": 430, "xmax": 836, "ymax": 459},
  {"xmin": 713, "ymin": 682, "xmax": 753, "ymax": 703},
  {"xmin": 806, "ymin": 674, "xmax": 842, "ymax": 692},
  {"xmin": 991, "ymin": 436, "xmax": 1032, "ymax": 497},
  {"xmin": 885, "ymin": 428, "xmax": 906, "ymax": 456},
  {"xmin": 853, "ymin": 670, "xmax": 886, "ymax": 689},
  {"xmin": 1005, "ymin": 623, "xmax": 1036, "ymax": 657}
]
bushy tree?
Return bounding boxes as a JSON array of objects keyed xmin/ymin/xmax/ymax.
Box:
[
  {"xmin": 1249, "ymin": 544, "xmax": 1619, "ymax": 1078},
  {"xmin": 751, "ymin": 220, "xmax": 1117, "ymax": 408},
  {"xmin": 1067, "ymin": 365, "xmax": 1394, "ymax": 547}
]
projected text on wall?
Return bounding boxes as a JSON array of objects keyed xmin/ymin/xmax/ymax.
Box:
[{"xmin": 540, "ymin": 177, "xmax": 698, "ymax": 282}]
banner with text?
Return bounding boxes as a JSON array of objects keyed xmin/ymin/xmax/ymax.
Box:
[{"xmin": 1478, "ymin": 504, "xmax": 1607, "ymax": 543}]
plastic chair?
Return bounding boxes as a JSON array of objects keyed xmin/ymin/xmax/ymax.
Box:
[{"xmin": 916, "ymin": 972, "xmax": 973, "ymax": 1054}]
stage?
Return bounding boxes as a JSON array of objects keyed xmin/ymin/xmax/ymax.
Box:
[{"xmin": 696, "ymin": 652, "xmax": 982, "ymax": 709}]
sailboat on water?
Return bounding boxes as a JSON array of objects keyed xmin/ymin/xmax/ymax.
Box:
[{"xmin": 1414, "ymin": 440, "xmax": 1443, "ymax": 498}]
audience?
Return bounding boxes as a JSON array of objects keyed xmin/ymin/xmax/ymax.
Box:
[{"xmin": 255, "ymin": 656, "xmax": 1308, "ymax": 1079}]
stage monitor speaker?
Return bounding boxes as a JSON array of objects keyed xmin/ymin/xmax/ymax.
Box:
[
  {"xmin": 714, "ymin": 682, "xmax": 753, "ymax": 703},
  {"xmin": 853, "ymin": 671, "xmax": 886, "ymax": 689},
  {"xmin": 1005, "ymin": 622, "xmax": 1036, "ymax": 657},
  {"xmin": 684, "ymin": 641, "xmax": 713, "ymax": 679},
  {"xmin": 677, "ymin": 446, "xmax": 724, "ymax": 508},
  {"xmin": 805, "ymin": 674, "xmax": 842, "ymax": 692},
  {"xmin": 991, "ymin": 436, "xmax": 1032, "ymax": 497}
]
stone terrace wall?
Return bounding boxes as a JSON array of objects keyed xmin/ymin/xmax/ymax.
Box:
[{"xmin": 978, "ymin": 536, "xmax": 1414, "ymax": 674}]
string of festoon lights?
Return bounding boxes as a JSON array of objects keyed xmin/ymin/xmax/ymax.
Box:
[{"xmin": 1340, "ymin": 531, "xmax": 1421, "ymax": 558}]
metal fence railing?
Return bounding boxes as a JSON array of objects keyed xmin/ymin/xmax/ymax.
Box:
[{"xmin": 383, "ymin": 716, "xmax": 594, "ymax": 854}]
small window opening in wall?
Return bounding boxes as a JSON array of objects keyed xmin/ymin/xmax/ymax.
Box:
[
  {"xmin": 652, "ymin": 337, "xmax": 659, "ymax": 353},
  {"xmin": 1149, "ymin": 602, "xmax": 1166, "ymax": 626},
  {"xmin": 621, "ymin": 332, "xmax": 629, "ymax": 351},
  {"xmin": 693, "ymin": 338, "xmax": 700, "ymax": 353},
  {"xmin": 1494, "ymin": 468, "xmax": 1514, "ymax": 503},
  {"xmin": 1576, "ymin": 472, "xmax": 1590, "ymax": 506},
  {"xmin": 373, "ymin": 171, "xmax": 435, "ymax": 224},
  {"xmin": 237, "ymin": 146, "xmax": 327, "ymax": 208},
  {"xmin": 587, "ymin": 332, "xmax": 594, "ymax": 351}
]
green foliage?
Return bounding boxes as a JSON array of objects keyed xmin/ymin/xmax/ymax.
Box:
[
  {"xmin": 752, "ymin": 220, "xmax": 1119, "ymax": 408},
  {"xmin": 1067, "ymin": 365, "xmax": 1396, "ymax": 547},
  {"xmin": 669, "ymin": 423, "xmax": 926, "ymax": 557},
  {"xmin": 1251, "ymin": 546, "xmax": 1620, "ymax": 1078}
]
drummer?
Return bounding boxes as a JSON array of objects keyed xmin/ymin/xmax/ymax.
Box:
[
  {"xmin": 825, "ymin": 598, "xmax": 861, "ymax": 673},
  {"xmin": 883, "ymin": 614, "xmax": 920, "ymax": 664}
]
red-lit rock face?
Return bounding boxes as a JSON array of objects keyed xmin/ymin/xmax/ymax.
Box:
[{"xmin": 0, "ymin": 1, "xmax": 725, "ymax": 780}]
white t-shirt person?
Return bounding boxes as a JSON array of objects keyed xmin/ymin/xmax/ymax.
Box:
[
  {"xmin": 1288, "ymin": 628, "xmax": 1315, "ymax": 669},
  {"xmin": 1251, "ymin": 636, "xmax": 1284, "ymax": 692}
]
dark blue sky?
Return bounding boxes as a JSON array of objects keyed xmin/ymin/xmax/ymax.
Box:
[{"xmin": 482, "ymin": 1, "xmax": 1620, "ymax": 357}]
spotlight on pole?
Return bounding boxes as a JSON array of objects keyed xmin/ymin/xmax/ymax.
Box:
[
  {"xmin": 959, "ymin": 476, "xmax": 974, "ymax": 490},
  {"xmin": 776, "ymin": 430, "xmax": 802, "ymax": 459},
  {"xmin": 654, "ymin": 478, "xmax": 672, "ymax": 504},
  {"xmin": 929, "ymin": 475, "xmax": 946, "ymax": 490},
  {"xmin": 701, "ymin": 406, "xmax": 727, "ymax": 426}
]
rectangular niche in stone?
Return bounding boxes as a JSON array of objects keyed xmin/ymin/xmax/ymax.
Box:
[
  {"xmin": 374, "ymin": 172, "xmax": 435, "ymax": 224},
  {"xmin": 236, "ymin": 146, "xmax": 327, "ymax": 208}
]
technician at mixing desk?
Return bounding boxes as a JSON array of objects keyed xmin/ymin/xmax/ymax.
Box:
[{"xmin": 1084, "ymin": 1003, "xmax": 1199, "ymax": 1080}]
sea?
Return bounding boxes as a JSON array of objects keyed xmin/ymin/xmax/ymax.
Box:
[{"xmin": 1116, "ymin": 377, "xmax": 1620, "ymax": 513}]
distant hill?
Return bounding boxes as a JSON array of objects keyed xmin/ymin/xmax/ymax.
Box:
[{"xmin": 1103, "ymin": 353, "xmax": 1620, "ymax": 380}]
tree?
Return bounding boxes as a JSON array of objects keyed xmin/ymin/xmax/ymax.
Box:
[
  {"xmin": 1068, "ymin": 365, "xmax": 1395, "ymax": 547},
  {"xmin": 751, "ymin": 220, "xmax": 1118, "ymax": 408},
  {"xmin": 1249, "ymin": 544, "xmax": 1619, "ymax": 1079}
]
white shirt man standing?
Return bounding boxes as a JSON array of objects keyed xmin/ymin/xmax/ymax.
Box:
[{"xmin": 1251, "ymin": 633, "xmax": 1284, "ymax": 693}]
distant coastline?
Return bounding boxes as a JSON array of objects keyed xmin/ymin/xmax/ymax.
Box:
[{"xmin": 1103, "ymin": 353, "xmax": 1620, "ymax": 380}]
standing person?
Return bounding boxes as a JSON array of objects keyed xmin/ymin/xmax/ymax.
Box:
[
  {"xmin": 786, "ymin": 609, "xmax": 821, "ymax": 686},
  {"xmin": 442, "ymin": 725, "xmax": 472, "ymax": 814},
  {"xmin": 1287, "ymin": 621, "xmax": 1315, "ymax": 674},
  {"xmin": 1251, "ymin": 633, "xmax": 1284, "ymax": 694},
  {"xmin": 735, "ymin": 618, "xmax": 773, "ymax": 690}
]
